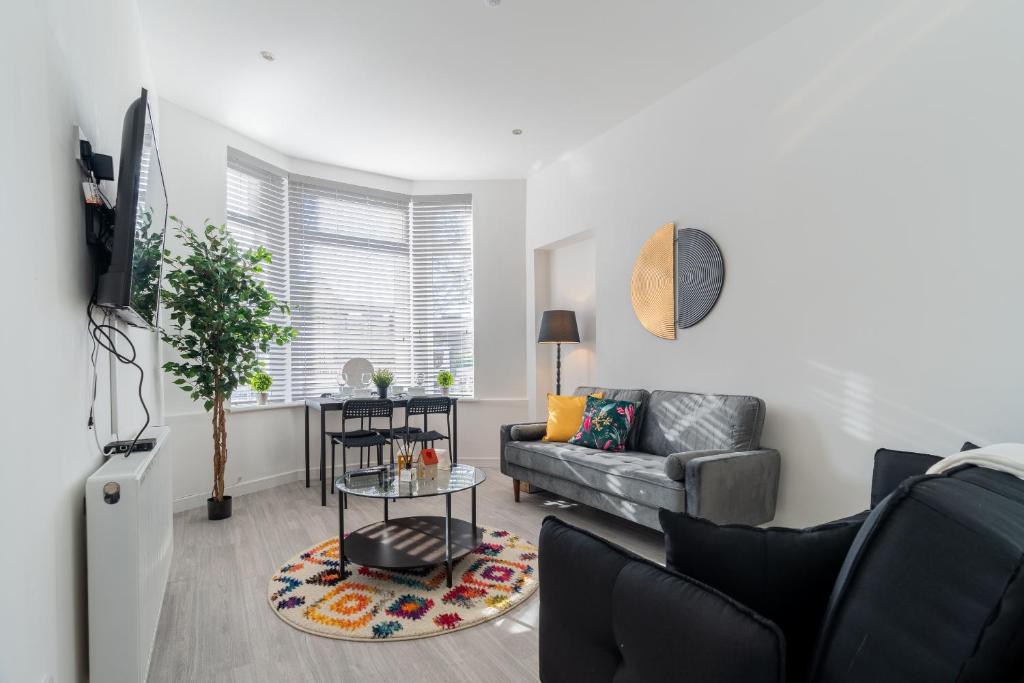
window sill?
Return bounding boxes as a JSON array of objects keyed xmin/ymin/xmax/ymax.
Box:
[
  {"xmin": 227, "ymin": 401, "xmax": 304, "ymax": 414},
  {"xmin": 222, "ymin": 396, "xmax": 528, "ymax": 415},
  {"xmin": 167, "ymin": 397, "xmax": 529, "ymax": 421}
]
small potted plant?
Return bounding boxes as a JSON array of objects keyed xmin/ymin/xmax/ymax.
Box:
[
  {"xmin": 371, "ymin": 368, "xmax": 394, "ymax": 399},
  {"xmin": 250, "ymin": 370, "xmax": 272, "ymax": 405},
  {"xmin": 436, "ymin": 369, "xmax": 454, "ymax": 396}
]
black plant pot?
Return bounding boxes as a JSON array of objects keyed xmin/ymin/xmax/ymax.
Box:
[
  {"xmin": 377, "ymin": 386, "xmax": 389, "ymax": 399},
  {"xmin": 207, "ymin": 495, "xmax": 233, "ymax": 520}
]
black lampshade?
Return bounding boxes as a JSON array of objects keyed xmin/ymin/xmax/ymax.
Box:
[{"xmin": 538, "ymin": 310, "xmax": 580, "ymax": 344}]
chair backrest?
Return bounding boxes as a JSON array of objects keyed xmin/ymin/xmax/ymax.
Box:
[
  {"xmin": 406, "ymin": 396, "xmax": 452, "ymax": 416},
  {"xmin": 405, "ymin": 396, "xmax": 451, "ymax": 435},
  {"xmin": 341, "ymin": 398, "xmax": 393, "ymax": 420}
]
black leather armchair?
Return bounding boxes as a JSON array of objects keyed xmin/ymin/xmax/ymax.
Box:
[{"xmin": 539, "ymin": 449, "xmax": 1024, "ymax": 683}]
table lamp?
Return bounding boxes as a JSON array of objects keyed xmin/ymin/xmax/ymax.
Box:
[{"xmin": 537, "ymin": 309, "xmax": 580, "ymax": 395}]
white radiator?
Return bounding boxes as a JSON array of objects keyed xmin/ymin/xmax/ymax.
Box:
[{"xmin": 86, "ymin": 426, "xmax": 173, "ymax": 683}]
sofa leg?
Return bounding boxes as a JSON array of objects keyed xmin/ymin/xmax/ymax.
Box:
[{"xmin": 513, "ymin": 479, "xmax": 521, "ymax": 503}]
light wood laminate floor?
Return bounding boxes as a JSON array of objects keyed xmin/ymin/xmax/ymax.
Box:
[{"xmin": 148, "ymin": 466, "xmax": 664, "ymax": 682}]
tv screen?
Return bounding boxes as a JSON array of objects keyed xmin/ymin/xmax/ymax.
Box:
[{"xmin": 96, "ymin": 88, "xmax": 168, "ymax": 328}]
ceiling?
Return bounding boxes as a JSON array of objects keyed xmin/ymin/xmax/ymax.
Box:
[{"xmin": 138, "ymin": 0, "xmax": 819, "ymax": 180}]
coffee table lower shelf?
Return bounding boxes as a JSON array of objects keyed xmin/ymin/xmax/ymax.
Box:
[{"xmin": 341, "ymin": 515, "xmax": 483, "ymax": 573}]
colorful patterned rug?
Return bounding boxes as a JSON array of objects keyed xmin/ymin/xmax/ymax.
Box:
[{"xmin": 267, "ymin": 527, "xmax": 539, "ymax": 641}]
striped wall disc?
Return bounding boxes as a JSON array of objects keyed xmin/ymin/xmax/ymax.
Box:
[
  {"xmin": 676, "ymin": 227, "xmax": 724, "ymax": 329},
  {"xmin": 630, "ymin": 223, "xmax": 677, "ymax": 340}
]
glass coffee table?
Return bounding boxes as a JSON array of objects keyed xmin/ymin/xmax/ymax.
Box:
[{"xmin": 335, "ymin": 464, "xmax": 487, "ymax": 587}]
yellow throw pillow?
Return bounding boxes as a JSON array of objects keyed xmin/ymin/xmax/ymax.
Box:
[{"xmin": 542, "ymin": 392, "xmax": 604, "ymax": 442}]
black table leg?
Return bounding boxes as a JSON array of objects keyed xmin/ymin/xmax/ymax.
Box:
[
  {"xmin": 384, "ymin": 497, "xmax": 389, "ymax": 522},
  {"xmin": 320, "ymin": 410, "xmax": 327, "ymax": 507},
  {"xmin": 341, "ymin": 444, "xmax": 348, "ymax": 510},
  {"xmin": 304, "ymin": 405, "xmax": 310, "ymax": 488},
  {"xmin": 471, "ymin": 486, "xmax": 477, "ymax": 536},
  {"xmin": 445, "ymin": 493, "xmax": 453, "ymax": 587},
  {"xmin": 452, "ymin": 401, "xmax": 458, "ymax": 464},
  {"xmin": 338, "ymin": 493, "xmax": 345, "ymax": 566}
]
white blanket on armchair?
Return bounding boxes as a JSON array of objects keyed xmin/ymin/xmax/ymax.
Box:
[{"xmin": 926, "ymin": 443, "xmax": 1024, "ymax": 481}]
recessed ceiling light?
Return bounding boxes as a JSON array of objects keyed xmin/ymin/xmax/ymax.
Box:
[
  {"xmin": 487, "ymin": 0, "xmax": 501, "ymax": 6},
  {"xmin": 260, "ymin": 51, "xmax": 275, "ymax": 62},
  {"xmin": 512, "ymin": 128, "xmax": 523, "ymax": 135}
]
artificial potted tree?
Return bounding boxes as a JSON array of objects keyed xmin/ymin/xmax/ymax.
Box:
[
  {"xmin": 250, "ymin": 370, "xmax": 272, "ymax": 405},
  {"xmin": 436, "ymin": 369, "xmax": 454, "ymax": 396},
  {"xmin": 161, "ymin": 219, "xmax": 296, "ymax": 520},
  {"xmin": 371, "ymin": 368, "xmax": 394, "ymax": 399}
]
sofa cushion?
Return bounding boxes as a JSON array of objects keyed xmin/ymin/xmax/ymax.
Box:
[
  {"xmin": 812, "ymin": 467, "xmax": 1024, "ymax": 682},
  {"xmin": 509, "ymin": 422, "xmax": 546, "ymax": 441},
  {"xmin": 568, "ymin": 396, "xmax": 637, "ymax": 452},
  {"xmin": 505, "ymin": 440, "xmax": 686, "ymax": 512},
  {"xmin": 542, "ymin": 392, "xmax": 602, "ymax": 443},
  {"xmin": 574, "ymin": 387, "xmax": 650, "ymax": 450},
  {"xmin": 638, "ymin": 390, "xmax": 765, "ymax": 456},
  {"xmin": 660, "ymin": 510, "xmax": 863, "ymax": 683},
  {"xmin": 540, "ymin": 517, "xmax": 785, "ymax": 683}
]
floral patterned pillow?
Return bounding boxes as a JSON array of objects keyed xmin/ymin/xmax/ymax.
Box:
[{"xmin": 568, "ymin": 396, "xmax": 637, "ymax": 452}]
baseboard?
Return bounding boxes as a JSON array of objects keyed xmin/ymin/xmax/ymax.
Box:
[
  {"xmin": 172, "ymin": 458, "xmax": 501, "ymax": 513},
  {"xmin": 173, "ymin": 469, "xmax": 303, "ymax": 513},
  {"xmin": 457, "ymin": 456, "xmax": 499, "ymax": 468}
]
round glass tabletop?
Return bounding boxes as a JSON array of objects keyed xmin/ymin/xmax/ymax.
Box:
[{"xmin": 335, "ymin": 463, "xmax": 486, "ymax": 499}]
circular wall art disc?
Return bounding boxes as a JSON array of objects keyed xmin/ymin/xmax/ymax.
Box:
[
  {"xmin": 676, "ymin": 228, "xmax": 724, "ymax": 329},
  {"xmin": 630, "ymin": 223, "xmax": 677, "ymax": 340}
]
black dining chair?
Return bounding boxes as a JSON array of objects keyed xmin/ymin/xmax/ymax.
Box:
[
  {"xmin": 331, "ymin": 399, "xmax": 394, "ymax": 505},
  {"xmin": 321, "ymin": 395, "xmax": 377, "ymax": 482},
  {"xmin": 386, "ymin": 396, "xmax": 453, "ymax": 462}
]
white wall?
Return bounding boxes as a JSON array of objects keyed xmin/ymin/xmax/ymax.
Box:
[
  {"xmin": 531, "ymin": 236, "xmax": 597, "ymax": 406},
  {"xmin": 157, "ymin": 101, "xmax": 527, "ymax": 509},
  {"xmin": 0, "ymin": 2, "xmax": 157, "ymax": 681},
  {"xmin": 526, "ymin": 0, "xmax": 1024, "ymax": 526}
]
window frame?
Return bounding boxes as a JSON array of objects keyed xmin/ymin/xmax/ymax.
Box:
[{"xmin": 224, "ymin": 148, "xmax": 475, "ymax": 403}]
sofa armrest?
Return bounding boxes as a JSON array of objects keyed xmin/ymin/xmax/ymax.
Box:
[
  {"xmin": 540, "ymin": 516, "xmax": 783, "ymax": 683},
  {"xmin": 664, "ymin": 449, "xmax": 730, "ymax": 481},
  {"xmin": 684, "ymin": 449, "xmax": 781, "ymax": 525},
  {"xmin": 499, "ymin": 422, "xmax": 547, "ymax": 474}
]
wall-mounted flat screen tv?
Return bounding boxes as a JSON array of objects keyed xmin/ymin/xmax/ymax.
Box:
[{"xmin": 95, "ymin": 88, "xmax": 168, "ymax": 328}]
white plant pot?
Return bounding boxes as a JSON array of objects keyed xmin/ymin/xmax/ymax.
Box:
[
  {"xmin": 440, "ymin": 386, "xmax": 450, "ymax": 396},
  {"xmin": 257, "ymin": 392, "xmax": 269, "ymax": 405}
]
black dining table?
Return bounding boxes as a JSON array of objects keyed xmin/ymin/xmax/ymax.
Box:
[{"xmin": 304, "ymin": 395, "xmax": 459, "ymax": 506}]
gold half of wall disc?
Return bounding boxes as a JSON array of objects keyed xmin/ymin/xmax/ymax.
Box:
[{"xmin": 630, "ymin": 222, "xmax": 676, "ymax": 340}]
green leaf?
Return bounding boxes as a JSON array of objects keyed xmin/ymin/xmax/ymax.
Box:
[{"xmin": 159, "ymin": 218, "xmax": 295, "ymax": 419}]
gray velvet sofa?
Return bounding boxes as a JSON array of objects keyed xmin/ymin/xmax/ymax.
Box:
[{"xmin": 499, "ymin": 386, "xmax": 780, "ymax": 530}]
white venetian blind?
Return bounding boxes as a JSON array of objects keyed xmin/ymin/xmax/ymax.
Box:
[
  {"xmin": 410, "ymin": 195, "xmax": 474, "ymax": 396},
  {"xmin": 225, "ymin": 149, "xmax": 290, "ymax": 403},
  {"xmin": 288, "ymin": 176, "xmax": 413, "ymax": 398}
]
